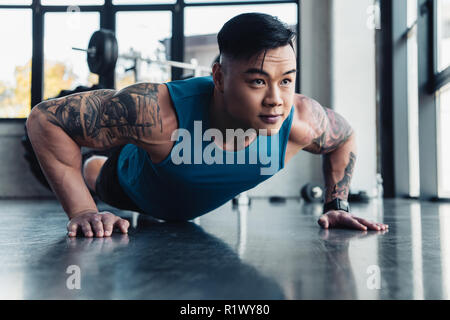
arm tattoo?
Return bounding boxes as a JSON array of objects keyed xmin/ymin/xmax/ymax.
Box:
[
  {"xmin": 35, "ymin": 83, "xmax": 163, "ymax": 149},
  {"xmin": 304, "ymin": 101, "xmax": 353, "ymax": 154},
  {"xmin": 323, "ymin": 151, "xmax": 356, "ymax": 201}
]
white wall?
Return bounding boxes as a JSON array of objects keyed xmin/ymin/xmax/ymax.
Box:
[{"xmin": 331, "ymin": 0, "xmax": 378, "ymax": 195}]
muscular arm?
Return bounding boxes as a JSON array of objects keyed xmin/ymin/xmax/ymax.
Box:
[
  {"xmin": 26, "ymin": 83, "xmax": 169, "ymax": 219},
  {"xmin": 294, "ymin": 97, "xmax": 387, "ymax": 231},
  {"xmin": 301, "ymin": 97, "xmax": 356, "ymax": 202},
  {"xmin": 34, "ymin": 83, "xmax": 164, "ymax": 149}
]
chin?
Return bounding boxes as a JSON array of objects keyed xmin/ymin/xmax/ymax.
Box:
[{"xmin": 256, "ymin": 124, "xmax": 281, "ymax": 136}]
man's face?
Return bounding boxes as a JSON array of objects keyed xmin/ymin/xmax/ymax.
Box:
[{"xmin": 215, "ymin": 45, "xmax": 297, "ymax": 135}]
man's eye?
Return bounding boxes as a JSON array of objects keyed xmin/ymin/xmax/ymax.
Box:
[
  {"xmin": 251, "ymin": 79, "xmax": 265, "ymax": 85},
  {"xmin": 281, "ymin": 79, "xmax": 292, "ymax": 86}
]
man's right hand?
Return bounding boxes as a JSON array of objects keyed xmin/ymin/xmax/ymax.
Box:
[{"xmin": 67, "ymin": 211, "xmax": 130, "ymax": 238}]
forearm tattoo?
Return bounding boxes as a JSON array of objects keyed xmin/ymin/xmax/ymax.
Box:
[
  {"xmin": 323, "ymin": 151, "xmax": 356, "ymax": 201},
  {"xmin": 304, "ymin": 101, "xmax": 353, "ymax": 155},
  {"xmin": 35, "ymin": 83, "xmax": 163, "ymax": 148}
]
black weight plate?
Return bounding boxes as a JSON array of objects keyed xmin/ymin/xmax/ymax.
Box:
[{"xmin": 87, "ymin": 29, "xmax": 118, "ymax": 76}]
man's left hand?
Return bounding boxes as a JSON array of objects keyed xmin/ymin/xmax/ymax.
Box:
[{"xmin": 318, "ymin": 210, "xmax": 389, "ymax": 231}]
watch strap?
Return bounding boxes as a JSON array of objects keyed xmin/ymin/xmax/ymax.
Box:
[{"xmin": 323, "ymin": 198, "xmax": 350, "ymax": 213}]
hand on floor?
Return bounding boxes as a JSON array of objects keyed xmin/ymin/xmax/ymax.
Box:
[
  {"xmin": 67, "ymin": 211, "xmax": 130, "ymax": 237},
  {"xmin": 318, "ymin": 210, "xmax": 389, "ymax": 231}
]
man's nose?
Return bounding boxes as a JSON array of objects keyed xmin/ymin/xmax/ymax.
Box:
[{"xmin": 264, "ymin": 86, "xmax": 283, "ymax": 107}]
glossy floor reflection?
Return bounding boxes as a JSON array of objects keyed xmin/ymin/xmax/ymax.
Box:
[{"xmin": 0, "ymin": 197, "xmax": 449, "ymax": 299}]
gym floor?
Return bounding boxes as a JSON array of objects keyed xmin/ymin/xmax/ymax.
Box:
[{"xmin": 0, "ymin": 197, "xmax": 448, "ymax": 300}]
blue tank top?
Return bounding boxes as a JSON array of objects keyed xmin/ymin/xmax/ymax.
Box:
[{"xmin": 117, "ymin": 76, "xmax": 295, "ymax": 220}]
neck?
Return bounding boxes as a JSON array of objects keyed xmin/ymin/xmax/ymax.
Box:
[
  {"xmin": 209, "ymin": 88, "xmax": 257, "ymax": 151},
  {"xmin": 209, "ymin": 87, "xmax": 231, "ymax": 134}
]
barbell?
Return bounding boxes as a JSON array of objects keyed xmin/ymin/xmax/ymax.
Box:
[
  {"xmin": 73, "ymin": 29, "xmax": 211, "ymax": 77},
  {"xmin": 73, "ymin": 29, "xmax": 118, "ymax": 76}
]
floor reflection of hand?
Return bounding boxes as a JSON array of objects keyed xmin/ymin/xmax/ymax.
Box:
[
  {"xmin": 319, "ymin": 228, "xmax": 388, "ymax": 244},
  {"xmin": 65, "ymin": 233, "xmax": 130, "ymax": 253}
]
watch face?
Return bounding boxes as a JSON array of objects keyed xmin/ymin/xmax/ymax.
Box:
[
  {"xmin": 324, "ymin": 199, "xmax": 349, "ymax": 213},
  {"xmin": 340, "ymin": 200, "xmax": 349, "ymax": 209},
  {"xmin": 339, "ymin": 200, "xmax": 349, "ymax": 211}
]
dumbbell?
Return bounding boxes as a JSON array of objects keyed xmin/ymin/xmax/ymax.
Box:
[{"xmin": 301, "ymin": 183, "xmax": 324, "ymax": 203}]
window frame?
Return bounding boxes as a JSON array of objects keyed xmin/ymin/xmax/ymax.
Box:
[
  {"xmin": 431, "ymin": 0, "xmax": 450, "ymax": 92},
  {"xmin": 418, "ymin": 0, "xmax": 450, "ymax": 200},
  {"xmin": 0, "ymin": 0, "xmax": 299, "ymax": 120},
  {"xmin": 377, "ymin": 0, "xmax": 450, "ymax": 201},
  {"xmin": 379, "ymin": 0, "xmax": 450, "ymax": 200}
]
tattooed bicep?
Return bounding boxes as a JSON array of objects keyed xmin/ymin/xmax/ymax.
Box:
[
  {"xmin": 302, "ymin": 98, "xmax": 353, "ymax": 155},
  {"xmin": 34, "ymin": 83, "xmax": 168, "ymax": 149}
]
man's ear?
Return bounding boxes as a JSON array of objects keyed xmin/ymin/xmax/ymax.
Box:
[{"xmin": 212, "ymin": 62, "xmax": 225, "ymax": 93}]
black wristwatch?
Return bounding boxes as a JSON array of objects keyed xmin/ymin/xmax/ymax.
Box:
[{"xmin": 323, "ymin": 198, "xmax": 350, "ymax": 214}]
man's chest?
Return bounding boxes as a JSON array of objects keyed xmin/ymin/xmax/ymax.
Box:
[
  {"xmin": 284, "ymin": 112, "xmax": 314, "ymax": 165},
  {"xmin": 284, "ymin": 140, "xmax": 303, "ymax": 166}
]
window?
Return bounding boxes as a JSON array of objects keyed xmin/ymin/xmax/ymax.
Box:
[
  {"xmin": 43, "ymin": 12, "xmax": 100, "ymax": 100},
  {"xmin": 115, "ymin": 11, "xmax": 172, "ymax": 89},
  {"xmin": 0, "ymin": 9, "xmax": 32, "ymax": 118},
  {"xmin": 0, "ymin": 0, "xmax": 299, "ymax": 119},
  {"xmin": 0, "ymin": 0, "xmax": 31, "ymax": 4},
  {"xmin": 437, "ymin": 84, "xmax": 450, "ymax": 196},
  {"xmin": 437, "ymin": 0, "xmax": 450, "ymax": 72},
  {"xmin": 185, "ymin": 0, "xmax": 291, "ymax": 3},
  {"xmin": 436, "ymin": 0, "xmax": 450, "ymax": 196},
  {"xmin": 184, "ymin": 3, "xmax": 297, "ymax": 37},
  {"xmin": 41, "ymin": 0, "xmax": 104, "ymax": 5},
  {"xmin": 183, "ymin": 3, "xmax": 298, "ymax": 78},
  {"xmin": 113, "ymin": 0, "xmax": 175, "ymax": 3}
]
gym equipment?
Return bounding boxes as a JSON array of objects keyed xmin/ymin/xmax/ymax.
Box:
[
  {"xmin": 269, "ymin": 196, "xmax": 286, "ymax": 204},
  {"xmin": 73, "ymin": 29, "xmax": 211, "ymax": 80},
  {"xmin": 87, "ymin": 29, "xmax": 118, "ymax": 76},
  {"xmin": 300, "ymin": 183, "xmax": 371, "ymax": 204},
  {"xmin": 232, "ymin": 192, "xmax": 251, "ymax": 206},
  {"xmin": 73, "ymin": 29, "xmax": 118, "ymax": 76},
  {"xmin": 301, "ymin": 183, "xmax": 324, "ymax": 203},
  {"xmin": 348, "ymin": 190, "xmax": 370, "ymax": 203}
]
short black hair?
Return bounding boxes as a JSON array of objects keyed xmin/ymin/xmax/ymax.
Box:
[{"xmin": 217, "ymin": 13, "xmax": 296, "ymax": 62}]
